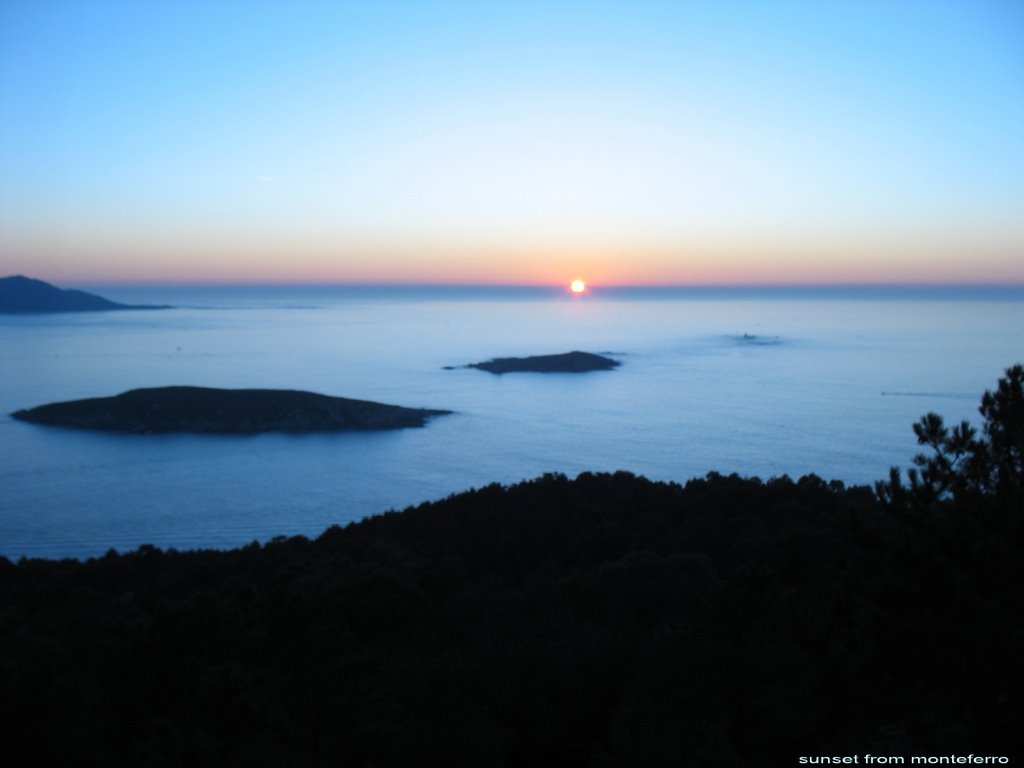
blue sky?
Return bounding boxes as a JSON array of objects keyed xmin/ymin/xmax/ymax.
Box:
[{"xmin": 1, "ymin": 0, "xmax": 1022, "ymax": 284}]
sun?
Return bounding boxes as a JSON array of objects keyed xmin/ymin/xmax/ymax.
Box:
[{"xmin": 570, "ymin": 279, "xmax": 586, "ymax": 294}]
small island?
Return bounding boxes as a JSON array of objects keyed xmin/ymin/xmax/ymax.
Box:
[
  {"xmin": 454, "ymin": 350, "xmax": 620, "ymax": 374},
  {"xmin": 732, "ymin": 333, "xmax": 782, "ymax": 346},
  {"xmin": 0, "ymin": 275, "xmax": 170, "ymax": 313},
  {"xmin": 11, "ymin": 386, "xmax": 451, "ymax": 434}
]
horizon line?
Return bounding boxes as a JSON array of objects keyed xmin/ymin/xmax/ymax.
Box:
[{"xmin": 53, "ymin": 278, "xmax": 1024, "ymax": 291}]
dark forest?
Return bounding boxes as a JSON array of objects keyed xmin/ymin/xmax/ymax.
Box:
[{"xmin": 2, "ymin": 366, "xmax": 1021, "ymax": 766}]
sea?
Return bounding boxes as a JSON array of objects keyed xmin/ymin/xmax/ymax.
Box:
[{"xmin": 2, "ymin": 284, "xmax": 1022, "ymax": 560}]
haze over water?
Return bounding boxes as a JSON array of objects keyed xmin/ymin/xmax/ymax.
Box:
[{"xmin": 2, "ymin": 284, "xmax": 1021, "ymax": 560}]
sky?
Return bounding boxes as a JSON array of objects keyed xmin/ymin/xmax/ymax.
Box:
[{"xmin": 1, "ymin": 0, "xmax": 1022, "ymax": 286}]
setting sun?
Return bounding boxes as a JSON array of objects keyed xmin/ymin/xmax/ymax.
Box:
[{"xmin": 570, "ymin": 279, "xmax": 586, "ymax": 294}]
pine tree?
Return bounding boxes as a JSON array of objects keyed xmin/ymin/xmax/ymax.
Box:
[{"xmin": 876, "ymin": 363, "xmax": 1024, "ymax": 509}]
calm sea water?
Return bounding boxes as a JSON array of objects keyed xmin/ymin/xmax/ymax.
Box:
[{"xmin": 2, "ymin": 284, "xmax": 1022, "ymax": 560}]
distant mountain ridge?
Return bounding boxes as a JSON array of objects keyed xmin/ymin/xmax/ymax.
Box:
[{"xmin": 0, "ymin": 275, "xmax": 170, "ymax": 313}]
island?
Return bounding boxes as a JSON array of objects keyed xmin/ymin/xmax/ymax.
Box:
[
  {"xmin": 452, "ymin": 350, "xmax": 620, "ymax": 374},
  {"xmin": 10, "ymin": 386, "xmax": 451, "ymax": 434},
  {"xmin": 732, "ymin": 333, "xmax": 782, "ymax": 346},
  {"xmin": 0, "ymin": 275, "xmax": 170, "ymax": 313}
]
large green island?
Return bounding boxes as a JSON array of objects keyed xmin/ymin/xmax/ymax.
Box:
[{"xmin": 11, "ymin": 386, "xmax": 451, "ymax": 434}]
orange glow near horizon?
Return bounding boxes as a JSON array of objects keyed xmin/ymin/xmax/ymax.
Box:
[
  {"xmin": 2, "ymin": 3, "xmax": 1024, "ymax": 292},
  {"xmin": 4, "ymin": 229, "xmax": 1024, "ymax": 287}
]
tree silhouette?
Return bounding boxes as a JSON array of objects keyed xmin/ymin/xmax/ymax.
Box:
[
  {"xmin": 980, "ymin": 363, "xmax": 1024, "ymax": 494},
  {"xmin": 876, "ymin": 363, "xmax": 1024, "ymax": 509}
]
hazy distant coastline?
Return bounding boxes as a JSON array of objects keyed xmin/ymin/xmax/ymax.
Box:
[
  {"xmin": 34, "ymin": 281, "xmax": 1024, "ymax": 310},
  {"xmin": 0, "ymin": 275, "xmax": 171, "ymax": 313}
]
